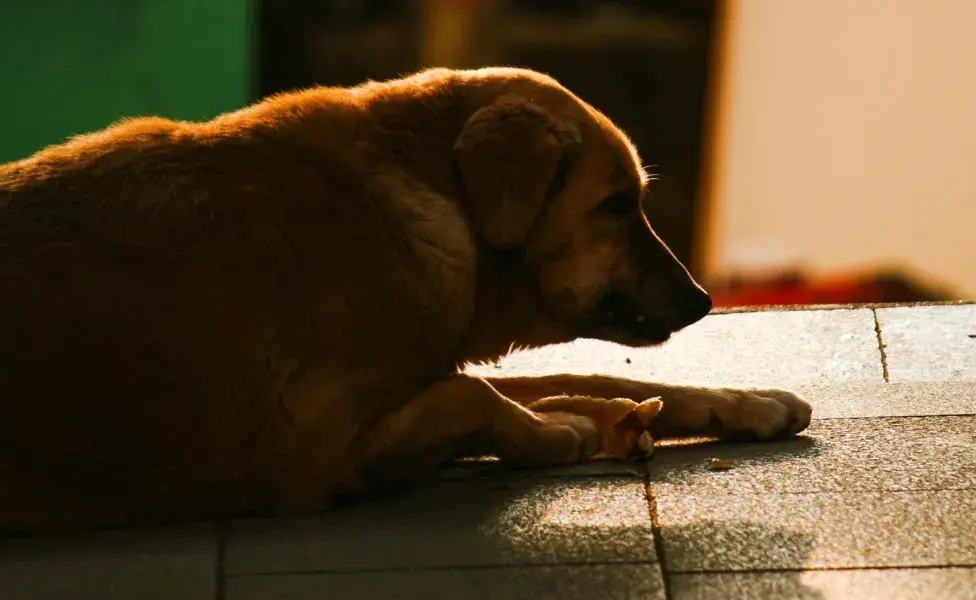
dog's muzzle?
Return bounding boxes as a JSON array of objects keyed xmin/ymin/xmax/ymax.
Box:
[
  {"xmin": 593, "ymin": 285, "xmax": 712, "ymax": 341},
  {"xmin": 593, "ymin": 290, "xmax": 673, "ymax": 341}
]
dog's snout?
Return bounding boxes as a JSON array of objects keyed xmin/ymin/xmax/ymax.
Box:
[
  {"xmin": 675, "ymin": 285, "xmax": 712, "ymax": 328},
  {"xmin": 630, "ymin": 216, "xmax": 712, "ymax": 331}
]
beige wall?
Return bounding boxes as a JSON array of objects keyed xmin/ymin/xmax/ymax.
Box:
[{"xmin": 705, "ymin": 0, "xmax": 976, "ymax": 297}]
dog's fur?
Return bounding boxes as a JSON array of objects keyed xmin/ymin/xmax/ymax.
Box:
[{"xmin": 0, "ymin": 67, "xmax": 811, "ymax": 532}]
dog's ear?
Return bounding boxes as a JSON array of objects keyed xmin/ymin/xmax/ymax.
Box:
[{"xmin": 454, "ymin": 94, "xmax": 581, "ymax": 249}]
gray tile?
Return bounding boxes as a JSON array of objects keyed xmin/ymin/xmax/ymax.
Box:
[
  {"xmin": 656, "ymin": 490, "xmax": 976, "ymax": 571},
  {"xmin": 877, "ymin": 305, "xmax": 976, "ymax": 382},
  {"xmin": 467, "ymin": 309, "xmax": 882, "ymax": 387},
  {"xmin": 0, "ymin": 524, "xmax": 216, "ymax": 600},
  {"xmin": 649, "ymin": 416, "xmax": 976, "ymax": 494},
  {"xmin": 226, "ymin": 478, "xmax": 655, "ymax": 574},
  {"xmin": 671, "ymin": 568, "xmax": 976, "ymax": 600},
  {"xmin": 226, "ymin": 564, "xmax": 667, "ymax": 600},
  {"xmin": 794, "ymin": 380, "xmax": 976, "ymax": 419}
]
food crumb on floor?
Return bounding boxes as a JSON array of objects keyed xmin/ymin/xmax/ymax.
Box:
[{"xmin": 705, "ymin": 457, "xmax": 734, "ymax": 471}]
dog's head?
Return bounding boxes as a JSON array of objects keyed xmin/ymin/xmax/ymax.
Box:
[{"xmin": 454, "ymin": 68, "xmax": 711, "ymax": 346}]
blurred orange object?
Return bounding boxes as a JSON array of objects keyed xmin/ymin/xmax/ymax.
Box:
[{"xmin": 708, "ymin": 270, "xmax": 953, "ymax": 308}]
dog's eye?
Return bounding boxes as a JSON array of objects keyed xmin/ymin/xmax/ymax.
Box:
[{"xmin": 596, "ymin": 192, "xmax": 636, "ymax": 217}]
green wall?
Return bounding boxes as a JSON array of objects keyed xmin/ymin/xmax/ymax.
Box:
[{"xmin": 0, "ymin": 0, "xmax": 254, "ymax": 163}]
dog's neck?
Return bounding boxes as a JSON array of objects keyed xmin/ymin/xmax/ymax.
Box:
[{"xmin": 456, "ymin": 248, "xmax": 576, "ymax": 367}]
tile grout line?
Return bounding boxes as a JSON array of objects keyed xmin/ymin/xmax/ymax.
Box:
[
  {"xmin": 223, "ymin": 560, "xmax": 976, "ymax": 580},
  {"xmin": 643, "ymin": 486, "xmax": 976, "ymax": 497},
  {"xmin": 225, "ymin": 560, "xmax": 663, "ymax": 579},
  {"xmin": 644, "ymin": 462, "xmax": 675, "ymax": 600},
  {"xmin": 667, "ymin": 563, "xmax": 976, "ymax": 576},
  {"xmin": 809, "ymin": 413, "xmax": 976, "ymax": 421},
  {"xmin": 872, "ymin": 308, "xmax": 891, "ymax": 382},
  {"xmin": 215, "ymin": 521, "xmax": 227, "ymax": 600},
  {"xmin": 711, "ymin": 300, "xmax": 975, "ymax": 315}
]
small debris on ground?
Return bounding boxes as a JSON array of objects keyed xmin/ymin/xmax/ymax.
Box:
[
  {"xmin": 625, "ymin": 358, "xmax": 632, "ymax": 364},
  {"xmin": 968, "ymin": 334, "xmax": 976, "ymax": 339},
  {"xmin": 705, "ymin": 457, "xmax": 734, "ymax": 471}
]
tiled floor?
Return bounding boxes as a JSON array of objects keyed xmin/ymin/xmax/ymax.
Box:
[{"xmin": 3, "ymin": 304, "xmax": 975, "ymax": 599}]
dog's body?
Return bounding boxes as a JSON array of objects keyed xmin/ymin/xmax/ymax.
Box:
[{"xmin": 0, "ymin": 68, "xmax": 811, "ymax": 532}]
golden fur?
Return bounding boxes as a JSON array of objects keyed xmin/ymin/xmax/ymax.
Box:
[{"xmin": 0, "ymin": 67, "xmax": 811, "ymax": 532}]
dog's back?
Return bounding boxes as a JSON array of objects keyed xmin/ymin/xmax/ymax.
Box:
[
  {"xmin": 0, "ymin": 117, "xmax": 280, "ymax": 528},
  {"xmin": 0, "ymin": 72, "xmax": 485, "ymax": 530}
]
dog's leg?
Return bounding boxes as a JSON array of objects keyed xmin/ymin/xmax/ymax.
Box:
[
  {"xmin": 350, "ymin": 374, "xmax": 637, "ymax": 488},
  {"xmin": 484, "ymin": 374, "xmax": 812, "ymax": 441}
]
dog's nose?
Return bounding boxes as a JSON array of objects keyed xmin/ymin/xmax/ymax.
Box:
[{"xmin": 675, "ymin": 286, "xmax": 712, "ymax": 328}]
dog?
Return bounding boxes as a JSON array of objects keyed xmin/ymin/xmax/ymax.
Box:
[{"xmin": 0, "ymin": 67, "xmax": 811, "ymax": 532}]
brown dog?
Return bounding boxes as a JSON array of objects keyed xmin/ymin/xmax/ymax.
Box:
[{"xmin": 0, "ymin": 67, "xmax": 811, "ymax": 532}]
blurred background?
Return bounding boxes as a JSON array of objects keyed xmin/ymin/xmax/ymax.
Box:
[{"xmin": 1, "ymin": 0, "xmax": 972, "ymax": 307}]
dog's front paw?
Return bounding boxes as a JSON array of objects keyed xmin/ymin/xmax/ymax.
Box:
[
  {"xmin": 528, "ymin": 395, "xmax": 663, "ymax": 462},
  {"xmin": 711, "ymin": 388, "xmax": 812, "ymax": 440}
]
